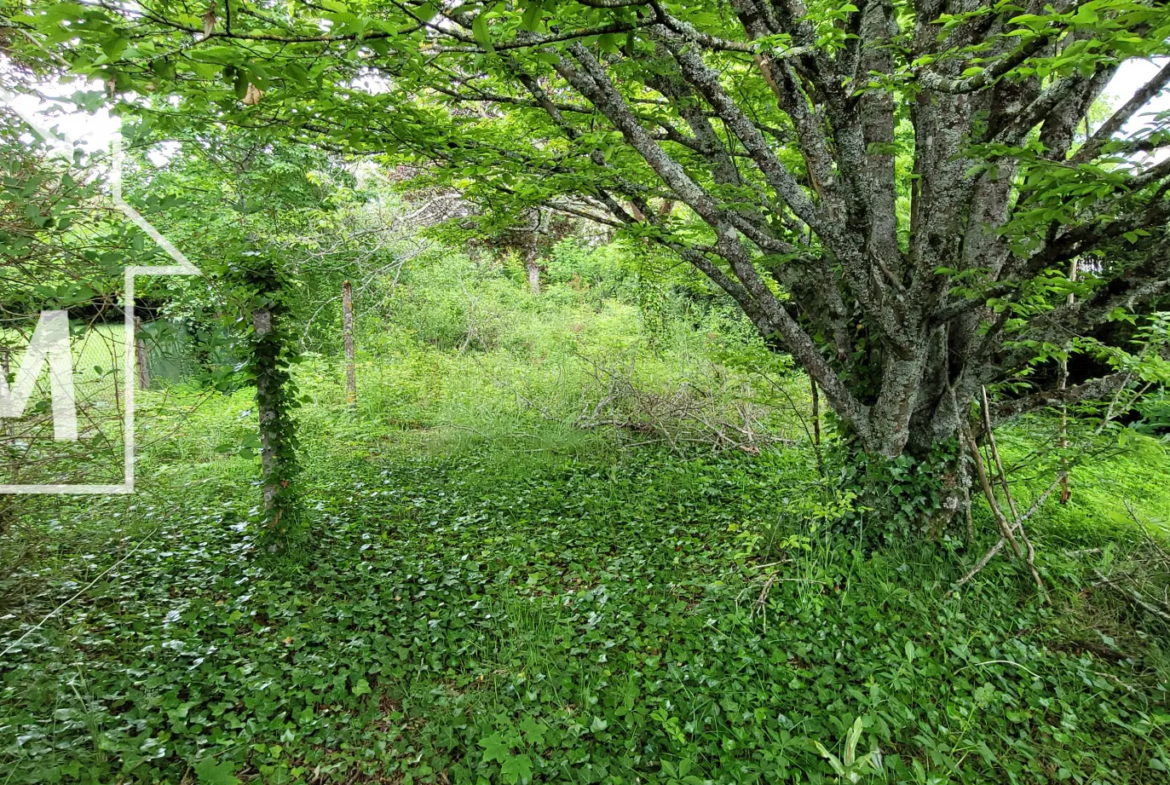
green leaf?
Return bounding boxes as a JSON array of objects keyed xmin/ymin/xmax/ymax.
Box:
[
  {"xmin": 500, "ymin": 753, "xmax": 533, "ymax": 785},
  {"xmin": 100, "ymin": 35, "xmax": 128, "ymax": 60},
  {"xmin": 367, "ymin": 36, "xmax": 391, "ymax": 56},
  {"xmin": 285, "ymin": 64, "xmax": 310, "ymax": 88},
  {"xmin": 521, "ymin": 2, "xmax": 541, "ymax": 32},
  {"xmin": 194, "ymin": 758, "xmax": 241, "ymax": 785},
  {"xmin": 233, "ymin": 69, "xmax": 248, "ymax": 99},
  {"xmin": 351, "ymin": 677, "xmax": 372, "ymax": 696},
  {"xmin": 478, "ymin": 732, "xmax": 510, "ymax": 763},
  {"xmin": 519, "ymin": 714, "xmax": 546, "ymax": 747},
  {"xmin": 814, "ymin": 742, "xmax": 847, "ymax": 777},
  {"xmin": 471, "ymin": 13, "xmax": 493, "ymax": 53}
]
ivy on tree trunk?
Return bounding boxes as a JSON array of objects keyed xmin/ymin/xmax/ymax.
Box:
[{"xmin": 238, "ymin": 257, "xmax": 300, "ymax": 532}]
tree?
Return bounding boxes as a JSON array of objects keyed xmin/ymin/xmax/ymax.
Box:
[{"xmin": 11, "ymin": 0, "xmax": 1170, "ymax": 467}]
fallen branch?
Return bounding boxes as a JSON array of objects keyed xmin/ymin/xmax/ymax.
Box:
[{"xmin": 1093, "ymin": 569, "xmax": 1170, "ymax": 624}]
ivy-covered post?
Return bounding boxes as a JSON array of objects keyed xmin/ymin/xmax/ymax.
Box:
[
  {"xmin": 253, "ymin": 307, "xmax": 279, "ymax": 511},
  {"xmin": 0, "ymin": 342, "xmax": 10, "ymax": 530},
  {"xmin": 342, "ymin": 280, "xmax": 357, "ymax": 409},
  {"xmin": 238, "ymin": 254, "xmax": 300, "ymax": 531},
  {"xmin": 1, "ymin": 341, "xmax": 15, "ymax": 486}
]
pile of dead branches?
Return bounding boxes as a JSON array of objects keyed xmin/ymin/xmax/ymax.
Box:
[{"xmin": 575, "ymin": 356, "xmax": 794, "ymax": 455}]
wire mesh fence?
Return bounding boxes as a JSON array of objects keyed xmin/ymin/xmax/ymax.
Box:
[{"xmin": 1, "ymin": 317, "xmax": 199, "ymax": 488}]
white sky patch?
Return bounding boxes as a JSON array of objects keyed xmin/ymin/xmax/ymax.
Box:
[
  {"xmin": 146, "ymin": 140, "xmax": 182, "ymax": 167},
  {"xmin": 1105, "ymin": 57, "xmax": 1170, "ymax": 134},
  {"xmin": 350, "ymin": 72, "xmax": 393, "ymax": 95},
  {"xmin": 0, "ymin": 66, "xmax": 119, "ymax": 152},
  {"xmin": 1102, "ymin": 57, "xmax": 1170, "ymax": 165}
]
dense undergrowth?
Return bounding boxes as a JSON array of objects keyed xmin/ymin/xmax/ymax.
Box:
[{"xmin": 2, "ymin": 249, "xmax": 1169, "ymax": 784}]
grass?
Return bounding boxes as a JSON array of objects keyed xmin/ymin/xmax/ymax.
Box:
[{"xmin": 1, "ymin": 253, "xmax": 1168, "ymax": 784}]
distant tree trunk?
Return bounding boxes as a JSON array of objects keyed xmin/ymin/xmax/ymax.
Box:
[
  {"xmin": 810, "ymin": 377, "xmax": 824, "ymax": 474},
  {"xmin": 253, "ymin": 308, "xmax": 280, "ymax": 515},
  {"xmin": 342, "ymin": 280, "xmax": 357, "ymax": 408},
  {"xmin": 525, "ymin": 232, "xmax": 541, "ymax": 295},
  {"xmin": 134, "ymin": 317, "xmax": 150, "ymax": 391}
]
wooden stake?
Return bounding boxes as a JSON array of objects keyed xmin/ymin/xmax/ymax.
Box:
[
  {"xmin": 810, "ymin": 376, "xmax": 824, "ymax": 475},
  {"xmin": 981, "ymin": 387, "xmax": 1049, "ymax": 603},
  {"xmin": 951, "ymin": 390, "xmax": 1051, "ymax": 604},
  {"xmin": 135, "ymin": 317, "xmax": 150, "ymax": 391},
  {"xmin": 962, "ymin": 424, "xmax": 1022, "ymax": 559},
  {"xmin": 1, "ymin": 346, "xmax": 11, "ymax": 440},
  {"xmin": 342, "ymin": 280, "xmax": 357, "ymax": 408},
  {"xmin": 1058, "ymin": 259, "xmax": 1078, "ymax": 503},
  {"xmin": 810, "ymin": 376, "xmax": 821, "ymax": 449},
  {"xmin": 524, "ymin": 233, "xmax": 541, "ymax": 295}
]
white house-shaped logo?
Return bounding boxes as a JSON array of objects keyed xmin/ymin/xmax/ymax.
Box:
[{"xmin": 1, "ymin": 94, "xmax": 202, "ymax": 495}]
